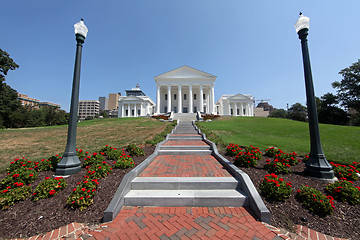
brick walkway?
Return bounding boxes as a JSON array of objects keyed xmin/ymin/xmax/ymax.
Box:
[{"xmin": 139, "ymin": 155, "xmax": 231, "ymax": 177}]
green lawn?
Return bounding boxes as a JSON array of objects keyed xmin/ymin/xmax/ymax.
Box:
[
  {"xmin": 196, "ymin": 116, "xmax": 360, "ymax": 165},
  {"xmin": 0, "ymin": 117, "xmax": 171, "ymax": 171}
]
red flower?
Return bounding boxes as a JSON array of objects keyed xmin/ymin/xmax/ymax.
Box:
[
  {"xmin": 49, "ymin": 190, "xmax": 56, "ymax": 195},
  {"xmin": 13, "ymin": 174, "xmax": 19, "ymax": 178},
  {"xmin": 81, "ymin": 188, "xmax": 86, "ymax": 191},
  {"xmin": 29, "ymin": 174, "xmax": 34, "ymax": 177}
]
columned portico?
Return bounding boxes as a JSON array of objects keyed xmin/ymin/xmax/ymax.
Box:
[{"xmin": 154, "ymin": 66, "xmax": 217, "ymax": 115}]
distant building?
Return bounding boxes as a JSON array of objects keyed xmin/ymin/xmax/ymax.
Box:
[
  {"xmin": 108, "ymin": 93, "xmax": 121, "ymax": 111},
  {"xmin": 17, "ymin": 93, "xmax": 40, "ymax": 109},
  {"xmin": 78, "ymin": 100, "xmax": 100, "ymax": 121},
  {"xmin": 254, "ymin": 101, "xmax": 273, "ymax": 117},
  {"xmin": 118, "ymin": 86, "xmax": 155, "ymax": 117},
  {"xmin": 17, "ymin": 93, "xmax": 61, "ymax": 109},
  {"xmin": 39, "ymin": 102, "xmax": 61, "ymax": 109},
  {"xmin": 216, "ymin": 94, "xmax": 254, "ymax": 116},
  {"xmin": 98, "ymin": 97, "xmax": 108, "ymax": 111}
]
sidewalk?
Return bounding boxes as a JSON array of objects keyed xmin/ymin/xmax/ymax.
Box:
[{"xmin": 20, "ymin": 121, "xmax": 348, "ymax": 240}]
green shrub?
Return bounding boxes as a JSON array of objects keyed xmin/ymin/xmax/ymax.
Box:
[
  {"xmin": 233, "ymin": 145, "xmax": 261, "ymax": 168},
  {"xmin": 259, "ymin": 173, "xmax": 292, "ymax": 201},
  {"xmin": 66, "ymin": 179, "xmax": 99, "ymax": 211},
  {"xmin": 225, "ymin": 143, "xmax": 242, "ymax": 157},
  {"xmin": 126, "ymin": 144, "xmax": 144, "ymax": 157},
  {"xmin": 85, "ymin": 161, "xmax": 112, "ymax": 179},
  {"xmin": 325, "ymin": 181, "xmax": 360, "ymax": 205},
  {"xmin": 76, "ymin": 149, "xmax": 88, "ymax": 159},
  {"xmin": 82, "ymin": 152, "xmax": 104, "ymax": 168},
  {"xmin": 264, "ymin": 160, "xmax": 291, "ymax": 174},
  {"xmin": 0, "ymin": 169, "xmax": 37, "ymax": 189},
  {"xmin": 264, "ymin": 147, "xmax": 281, "ymax": 158},
  {"xmin": 48, "ymin": 154, "xmax": 62, "ymax": 171},
  {"xmin": 114, "ymin": 155, "xmax": 135, "ymax": 169},
  {"xmin": 296, "ymin": 185, "xmax": 335, "ymax": 217},
  {"xmin": 32, "ymin": 176, "xmax": 67, "ymax": 201},
  {"xmin": 330, "ymin": 162, "xmax": 359, "ymax": 181},
  {"xmin": 6, "ymin": 158, "xmax": 36, "ymax": 173},
  {"xmin": 34, "ymin": 158, "xmax": 53, "ymax": 172},
  {"xmin": 0, "ymin": 185, "xmax": 32, "ymax": 210}
]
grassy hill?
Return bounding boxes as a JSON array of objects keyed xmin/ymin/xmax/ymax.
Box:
[
  {"xmin": 196, "ymin": 116, "xmax": 360, "ymax": 165},
  {"xmin": 0, "ymin": 117, "xmax": 171, "ymax": 171}
]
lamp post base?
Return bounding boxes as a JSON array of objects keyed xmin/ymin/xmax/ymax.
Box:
[
  {"xmin": 55, "ymin": 153, "xmax": 81, "ymax": 176},
  {"xmin": 304, "ymin": 153, "xmax": 335, "ymax": 179}
]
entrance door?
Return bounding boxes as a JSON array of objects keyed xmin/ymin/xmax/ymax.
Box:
[
  {"xmin": 193, "ymin": 106, "xmax": 197, "ymax": 113},
  {"xmin": 183, "ymin": 107, "xmax": 188, "ymax": 113}
]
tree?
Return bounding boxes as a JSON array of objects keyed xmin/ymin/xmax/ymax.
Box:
[
  {"xmin": 268, "ymin": 109, "xmax": 288, "ymax": 119},
  {"xmin": 288, "ymin": 103, "xmax": 307, "ymax": 122},
  {"xmin": 317, "ymin": 93, "xmax": 349, "ymax": 125},
  {"xmin": 332, "ymin": 59, "xmax": 360, "ymax": 125},
  {"xmin": 0, "ymin": 49, "xmax": 19, "ymax": 83}
]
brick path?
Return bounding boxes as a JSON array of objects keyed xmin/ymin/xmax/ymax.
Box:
[{"xmin": 139, "ymin": 155, "xmax": 231, "ymax": 177}]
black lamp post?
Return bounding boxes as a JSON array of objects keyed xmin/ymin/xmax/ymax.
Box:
[
  {"xmin": 55, "ymin": 19, "xmax": 88, "ymax": 176},
  {"xmin": 294, "ymin": 13, "xmax": 334, "ymax": 179}
]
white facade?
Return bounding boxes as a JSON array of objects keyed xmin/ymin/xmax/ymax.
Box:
[
  {"xmin": 216, "ymin": 94, "xmax": 254, "ymax": 116},
  {"xmin": 118, "ymin": 95, "xmax": 155, "ymax": 117},
  {"xmin": 154, "ymin": 66, "xmax": 217, "ymax": 114}
]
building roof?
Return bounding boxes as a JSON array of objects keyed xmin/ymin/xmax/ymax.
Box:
[{"xmin": 154, "ymin": 65, "xmax": 217, "ymax": 81}]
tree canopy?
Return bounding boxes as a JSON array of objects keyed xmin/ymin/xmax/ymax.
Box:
[
  {"xmin": 0, "ymin": 49, "xmax": 19, "ymax": 83},
  {"xmin": 332, "ymin": 59, "xmax": 360, "ymax": 112}
]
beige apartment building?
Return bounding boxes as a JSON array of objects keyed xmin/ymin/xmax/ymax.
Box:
[{"xmin": 78, "ymin": 100, "xmax": 100, "ymax": 120}]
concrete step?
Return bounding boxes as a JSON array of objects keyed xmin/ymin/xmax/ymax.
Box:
[
  {"xmin": 158, "ymin": 150, "xmax": 213, "ymax": 155},
  {"xmin": 159, "ymin": 145, "xmax": 211, "ymax": 151},
  {"xmin": 168, "ymin": 136, "xmax": 203, "ymax": 140},
  {"xmin": 131, "ymin": 177, "xmax": 239, "ymax": 190},
  {"xmin": 124, "ymin": 189, "xmax": 248, "ymax": 207}
]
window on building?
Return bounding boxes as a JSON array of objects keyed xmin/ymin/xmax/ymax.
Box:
[
  {"xmin": 237, "ymin": 109, "xmax": 239, "ymax": 115},
  {"xmin": 138, "ymin": 109, "xmax": 141, "ymax": 115},
  {"xmin": 243, "ymin": 109, "xmax": 246, "ymax": 115},
  {"xmin": 165, "ymin": 94, "xmax": 167, "ymax": 100},
  {"xmin": 194, "ymin": 94, "xmax": 197, "ymax": 100},
  {"xmin": 194, "ymin": 106, "xmax": 197, "ymax": 112},
  {"xmin": 174, "ymin": 94, "xmax": 176, "ymax": 100},
  {"xmin": 203, "ymin": 94, "xmax": 206, "ymax": 100},
  {"xmin": 164, "ymin": 107, "xmax": 168, "ymax": 113},
  {"xmin": 184, "ymin": 94, "xmax": 187, "ymax": 100},
  {"xmin": 132, "ymin": 110, "xmax": 135, "ymax": 116},
  {"xmin": 231, "ymin": 109, "xmax": 233, "ymax": 115}
]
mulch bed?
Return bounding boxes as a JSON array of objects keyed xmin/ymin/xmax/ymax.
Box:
[
  {"xmin": 0, "ymin": 146, "xmax": 155, "ymax": 239},
  {"xmin": 220, "ymin": 151, "xmax": 360, "ymax": 240},
  {"xmin": 0, "ymin": 146, "xmax": 359, "ymax": 239}
]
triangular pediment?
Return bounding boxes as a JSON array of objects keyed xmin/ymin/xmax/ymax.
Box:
[
  {"xmin": 154, "ymin": 66, "xmax": 217, "ymax": 80},
  {"xmin": 228, "ymin": 94, "xmax": 253, "ymax": 100}
]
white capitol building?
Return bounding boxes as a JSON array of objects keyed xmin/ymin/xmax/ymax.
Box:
[{"xmin": 118, "ymin": 66, "xmax": 254, "ymax": 118}]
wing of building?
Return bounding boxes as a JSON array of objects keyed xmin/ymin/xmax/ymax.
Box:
[
  {"xmin": 118, "ymin": 86, "xmax": 155, "ymax": 117},
  {"xmin": 216, "ymin": 94, "xmax": 254, "ymax": 116}
]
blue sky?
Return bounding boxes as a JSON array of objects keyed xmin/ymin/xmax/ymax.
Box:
[{"xmin": 2, "ymin": 1, "xmax": 360, "ymax": 112}]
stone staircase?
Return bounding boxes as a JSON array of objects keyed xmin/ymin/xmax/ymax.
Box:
[{"xmin": 123, "ymin": 121, "xmax": 248, "ymax": 207}]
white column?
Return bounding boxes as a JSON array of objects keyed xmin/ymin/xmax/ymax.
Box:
[
  {"xmin": 127, "ymin": 104, "xmax": 130, "ymax": 117},
  {"xmin": 178, "ymin": 85, "xmax": 182, "ymax": 113},
  {"xmin": 167, "ymin": 85, "xmax": 171, "ymax": 113},
  {"xmin": 199, "ymin": 85, "xmax": 203, "ymax": 113},
  {"xmin": 235, "ymin": 102, "xmax": 238, "ymax": 116},
  {"xmin": 240, "ymin": 103, "xmax": 243, "ymax": 116},
  {"xmin": 210, "ymin": 85, "xmax": 215, "ymax": 114},
  {"xmin": 134, "ymin": 104, "xmax": 137, "ymax": 117},
  {"xmin": 156, "ymin": 85, "xmax": 160, "ymax": 114},
  {"xmin": 121, "ymin": 102, "xmax": 124, "ymax": 117},
  {"xmin": 189, "ymin": 85, "xmax": 193, "ymax": 113},
  {"xmin": 227, "ymin": 101, "xmax": 231, "ymax": 115}
]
